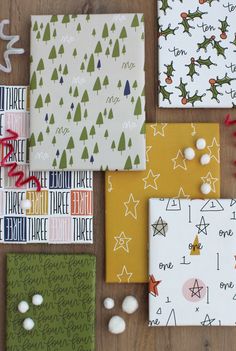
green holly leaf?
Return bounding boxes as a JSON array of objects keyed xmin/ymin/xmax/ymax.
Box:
[
  {"xmin": 178, "ymin": 18, "xmax": 194, "ymax": 36},
  {"xmin": 218, "ymin": 16, "xmax": 229, "ymax": 33},
  {"xmin": 197, "ymin": 35, "xmax": 214, "ymax": 52},
  {"xmin": 215, "ymin": 73, "xmax": 236, "ymax": 86},
  {"xmin": 159, "ymin": 24, "xmax": 178, "ymax": 40},
  {"xmin": 175, "ymin": 78, "xmax": 188, "ymax": 98},
  {"xmin": 164, "ymin": 61, "xmax": 175, "ymax": 77},
  {"xmin": 187, "ymin": 91, "xmax": 206, "ymax": 107},
  {"xmin": 159, "ymin": 85, "xmax": 173, "ymax": 103},
  {"xmin": 213, "ymin": 39, "xmax": 227, "ymax": 58},
  {"xmin": 196, "ymin": 56, "xmax": 216, "ymax": 69},
  {"xmin": 207, "ymin": 84, "xmax": 223, "ymax": 103},
  {"xmin": 185, "ymin": 58, "xmax": 199, "ymax": 82},
  {"xmin": 187, "ymin": 7, "xmax": 207, "ymax": 20}
]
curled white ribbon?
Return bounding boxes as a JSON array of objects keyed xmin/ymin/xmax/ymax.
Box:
[{"xmin": 0, "ymin": 19, "xmax": 24, "ymax": 73}]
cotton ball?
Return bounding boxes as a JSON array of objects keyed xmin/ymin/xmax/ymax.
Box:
[
  {"xmin": 108, "ymin": 316, "xmax": 126, "ymax": 334},
  {"xmin": 18, "ymin": 301, "xmax": 29, "ymax": 314},
  {"xmin": 20, "ymin": 199, "xmax": 32, "ymax": 211},
  {"xmin": 103, "ymin": 297, "xmax": 115, "ymax": 310},
  {"xmin": 200, "ymin": 154, "xmax": 211, "ymax": 165},
  {"xmin": 122, "ymin": 296, "xmax": 139, "ymax": 314},
  {"xmin": 23, "ymin": 318, "xmax": 35, "ymax": 331},
  {"xmin": 184, "ymin": 147, "xmax": 195, "ymax": 160},
  {"xmin": 196, "ymin": 138, "xmax": 206, "ymax": 150},
  {"xmin": 200, "ymin": 183, "xmax": 211, "ymax": 195},
  {"xmin": 32, "ymin": 294, "xmax": 43, "ymax": 306}
]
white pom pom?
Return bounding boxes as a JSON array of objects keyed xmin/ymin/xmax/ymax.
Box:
[
  {"xmin": 122, "ymin": 296, "xmax": 139, "ymax": 314},
  {"xmin": 200, "ymin": 154, "xmax": 211, "ymax": 165},
  {"xmin": 103, "ymin": 297, "xmax": 115, "ymax": 310},
  {"xmin": 200, "ymin": 183, "xmax": 211, "ymax": 195},
  {"xmin": 20, "ymin": 199, "xmax": 32, "ymax": 211},
  {"xmin": 184, "ymin": 147, "xmax": 195, "ymax": 160},
  {"xmin": 18, "ymin": 301, "xmax": 29, "ymax": 314},
  {"xmin": 23, "ymin": 318, "xmax": 35, "ymax": 331},
  {"xmin": 196, "ymin": 138, "xmax": 206, "ymax": 150},
  {"xmin": 108, "ymin": 316, "xmax": 126, "ymax": 334},
  {"xmin": 32, "ymin": 294, "xmax": 43, "ymax": 306}
]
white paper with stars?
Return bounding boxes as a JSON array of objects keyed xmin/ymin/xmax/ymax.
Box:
[{"xmin": 149, "ymin": 198, "xmax": 236, "ymax": 326}]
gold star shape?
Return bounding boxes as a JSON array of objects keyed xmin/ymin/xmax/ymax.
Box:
[
  {"xmin": 172, "ymin": 150, "xmax": 187, "ymax": 171},
  {"xmin": 117, "ymin": 265, "xmax": 133, "ymax": 283},
  {"xmin": 124, "ymin": 193, "xmax": 140, "ymax": 219},
  {"xmin": 201, "ymin": 172, "xmax": 218, "ymax": 193},
  {"xmin": 142, "ymin": 169, "xmax": 160, "ymax": 190},
  {"xmin": 146, "ymin": 145, "xmax": 152, "ymax": 162},
  {"xmin": 151, "ymin": 123, "xmax": 167, "ymax": 137},
  {"xmin": 175, "ymin": 187, "xmax": 190, "ymax": 199},
  {"xmin": 114, "ymin": 232, "xmax": 132, "ymax": 253},
  {"xmin": 207, "ymin": 137, "xmax": 220, "ymax": 163}
]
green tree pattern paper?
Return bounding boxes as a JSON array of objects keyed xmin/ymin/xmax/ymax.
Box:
[
  {"xmin": 30, "ymin": 14, "xmax": 146, "ymax": 171},
  {"xmin": 158, "ymin": 1, "xmax": 236, "ymax": 108},
  {"xmin": 6, "ymin": 254, "xmax": 96, "ymax": 351}
]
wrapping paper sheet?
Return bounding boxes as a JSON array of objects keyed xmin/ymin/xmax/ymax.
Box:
[{"xmin": 106, "ymin": 123, "xmax": 220, "ymax": 282}]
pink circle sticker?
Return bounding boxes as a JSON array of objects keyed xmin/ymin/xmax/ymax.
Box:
[{"xmin": 182, "ymin": 278, "xmax": 206, "ymax": 302}]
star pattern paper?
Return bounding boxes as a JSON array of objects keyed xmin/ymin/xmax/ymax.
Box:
[
  {"xmin": 114, "ymin": 232, "xmax": 132, "ymax": 253},
  {"xmin": 106, "ymin": 123, "xmax": 220, "ymax": 283}
]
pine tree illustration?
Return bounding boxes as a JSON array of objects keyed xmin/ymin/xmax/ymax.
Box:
[
  {"xmin": 132, "ymin": 80, "xmax": 138, "ymax": 89},
  {"xmin": 37, "ymin": 58, "xmax": 45, "ymax": 74},
  {"xmin": 111, "ymin": 140, "xmax": 116, "ymax": 151},
  {"xmin": 69, "ymin": 155, "xmax": 73, "ymax": 167},
  {"xmin": 67, "ymin": 111, "xmax": 72, "ymax": 122},
  {"xmin": 59, "ymin": 97, "xmax": 64, "ymax": 107},
  {"xmin": 140, "ymin": 122, "xmax": 145, "ymax": 135},
  {"xmin": 131, "ymin": 96, "xmax": 135, "ymax": 104},
  {"xmin": 80, "ymin": 127, "xmax": 88, "ymax": 144},
  {"xmin": 67, "ymin": 136, "xmax": 75, "ymax": 152},
  {"xmin": 63, "ymin": 64, "xmax": 68, "ymax": 75},
  {"xmin": 124, "ymin": 80, "xmax": 131, "ymax": 97},
  {"xmin": 58, "ymin": 44, "xmax": 65, "ymax": 57},
  {"xmin": 118, "ymin": 132, "xmax": 126, "ymax": 154},
  {"xmin": 94, "ymin": 41, "xmax": 102, "ymax": 55},
  {"xmin": 51, "ymin": 68, "xmax": 58, "ymax": 82},
  {"xmin": 59, "ymin": 150, "xmax": 67, "ymax": 169},
  {"xmin": 104, "ymin": 130, "xmax": 109, "ymax": 139},
  {"xmin": 29, "ymin": 133, "xmax": 36, "ymax": 148},
  {"xmin": 30, "ymin": 72, "xmax": 37, "ymax": 91},
  {"xmin": 40, "ymin": 22, "xmax": 44, "ymax": 30},
  {"xmin": 111, "ymin": 23, "xmax": 116, "ymax": 32},
  {"xmin": 86, "ymin": 14, "xmax": 90, "ymax": 22},
  {"xmin": 87, "ymin": 54, "xmax": 95, "ymax": 75},
  {"xmin": 92, "ymin": 28, "xmax": 96, "ymax": 37},
  {"xmin": 45, "ymin": 93, "xmax": 51, "ymax": 106},
  {"xmin": 58, "ymin": 64, "xmax": 62, "ymax": 73},
  {"xmin": 108, "ymin": 109, "xmax": 114, "ymax": 119},
  {"xmin": 56, "ymin": 149, "xmax": 60, "ymax": 158},
  {"xmin": 35, "ymin": 94, "xmax": 43, "ymax": 112},
  {"xmin": 80, "ymin": 62, "xmax": 85, "ymax": 72},
  {"xmin": 102, "ymin": 23, "xmax": 109, "ymax": 39},
  {"xmin": 105, "ymin": 47, "xmax": 110, "ymax": 57},
  {"xmin": 52, "ymin": 158, "xmax": 57, "ymax": 169},
  {"xmin": 97, "ymin": 59, "xmax": 101, "ymax": 70},
  {"xmin": 49, "ymin": 114, "xmax": 55, "ymax": 125},
  {"xmin": 84, "ymin": 53, "xmax": 88, "ymax": 61},
  {"xmin": 52, "ymin": 136, "xmax": 56, "ymax": 146},
  {"xmin": 37, "ymin": 132, "xmax": 44, "ymax": 145},
  {"xmin": 53, "ymin": 29, "xmax": 57, "ymax": 38},
  {"xmin": 109, "ymin": 39, "xmax": 113, "ymax": 46},
  {"xmin": 46, "ymin": 126, "xmax": 50, "ymax": 134},
  {"xmin": 45, "ymin": 113, "xmax": 48, "ymax": 122},
  {"xmin": 103, "ymin": 76, "xmax": 109, "ymax": 88},
  {"xmin": 43, "ymin": 23, "xmax": 50, "ymax": 43},
  {"xmin": 59, "ymin": 76, "xmax": 64, "ymax": 85},
  {"xmin": 124, "ymin": 156, "xmax": 132, "ymax": 170},
  {"xmin": 134, "ymin": 154, "xmax": 140, "ymax": 167},
  {"xmin": 74, "ymin": 103, "xmax": 81, "ymax": 124},
  {"xmin": 73, "ymin": 87, "xmax": 79, "ymax": 97},
  {"xmin": 104, "ymin": 108, "xmax": 107, "ymax": 117},
  {"xmin": 122, "ymin": 45, "xmax": 126, "ymax": 55},
  {"xmin": 73, "ymin": 48, "xmax": 77, "ymax": 58},
  {"xmin": 128, "ymin": 138, "xmax": 132, "ymax": 148},
  {"xmin": 93, "ymin": 77, "xmax": 101, "ymax": 94},
  {"xmin": 48, "ymin": 45, "xmax": 57, "ymax": 62},
  {"xmin": 39, "ymin": 77, "xmax": 43, "ymax": 87},
  {"xmin": 117, "ymin": 80, "xmax": 122, "ymax": 89},
  {"xmin": 134, "ymin": 97, "xmax": 142, "ymax": 118},
  {"xmin": 84, "ymin": 109, "xmax": 88, "ymax": 119},
  {"xmin": 112, "ymin": 39, "xmax": 120, "ymax": 60},
  {"xmin": 36, "ymin": 31, "xmax": 41, "ymax": 41},
  {"xmin": 131, "ymin": 14, "xmax": 139, "ymax": 31},
  {"xmin": 62, "ymin": 15, "xmax": 70, "ymax": 26},
  {"xmin": 81, "ymin": 146, "xmax": 89, "ymax": 161},
  {"xmin": 50, "ymin": 15, "xmax": 58, "ymax": 24},
  {"xmin": 77, "ymin": 23, "xmax": 81, "ymax": 33},
  {"xmin": 89, "ymin": 126, "xmax": 96, "ymax": 138},
  {"xmin": 93, "ymin": 143, "xmax": 99, "ymax": 154},
  {"xmin": 33, "ymin": 21, "xmax": 38, "ymax": 31},
  {"xmin": 96, "ymin": 112, "xmax": 103, "ymax": 127},
  {"xmin": 119, "ymin": 26, "xmax": 127, "ymax": 40},
  {"xmin": 81, "ymin": 90, "xmax": 89, "ymax": 105}
]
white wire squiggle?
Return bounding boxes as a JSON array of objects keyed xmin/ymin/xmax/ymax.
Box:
[{"xmin": 0, "ymin": 19, "xmax": 24, "ymax": 73}]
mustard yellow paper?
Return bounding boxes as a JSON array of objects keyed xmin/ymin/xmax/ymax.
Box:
[{"xmin": 105, "ymin": 123, "xmax": 220, "ymax": 283}]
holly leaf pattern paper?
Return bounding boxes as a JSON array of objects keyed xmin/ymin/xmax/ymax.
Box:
[
  {"xmin": 158, "ymin": 0, "xmax": 236, "ymax": 108},
  {"xmin": 105, "ymin": 123, "xmax": 220, "ymax": 283},
  {"xmin": 30, "ymin": 14, "xmax": 146, "ymax": 171}
]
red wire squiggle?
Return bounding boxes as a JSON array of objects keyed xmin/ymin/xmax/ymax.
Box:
[
  {"xmin": 0, "ymin": 129, "xmax": 41, "ymax": 191},
  {"xmin": 224, "ymin": 114, "xmax": 236, "ymax": 126}
]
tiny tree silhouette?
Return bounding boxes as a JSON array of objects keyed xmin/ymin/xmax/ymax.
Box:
[
  {"xmin": 96, "ymin": 112, "xmax": 103, "ymax": 127},
  {"xmin": 124, "ymin": 80, "xmax": 131, "ymax": 97},
  {"xmin": 74, "ymin": 103, "xmax": 81, "ymax": 124},
  {"xmin": 80, "ymin": 127, "xmax": 88, "ymax": 144},
  {"xmin": 81, "ymin": 146, "xmax": 89, "ymax": 161},
  {"xmin": 102, "ymin": 23, "xmax": 109, "ymax": 39},
  {"xmin": 37, "ymin": 58, "xmax": 45, "ymax": 74},
  {"xmin": 30, "ymin": 72, "xmax": 37, "ymax": 92},
  {"xmin": 67, "ymin": 136, "xmax": 75, "ymax": 152},
  {"xmin": 37, "ymin": 132, "xmax": 44, "ymax": 145},
  {"xmin": 118, "ymin": 132, "xmax": 126, "ymax": 154}
]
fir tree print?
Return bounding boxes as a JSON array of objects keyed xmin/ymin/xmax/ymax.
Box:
[
  {"xmin": 87, "ymin": 54, "xmax": 95, "ymax": 75},
  {"xmin": 74, "ymin": 103, "xmax": 81, "ymax": 124},
  {"xmin": 120, "ymin": 26, "xmax": 127, "ymax": 40},
  {"xmin": 118, "ymin": 132, "xmax": 126, "ymax": 154},
  {"xmin": 102, "ymin": 23, "xmax": 109, "ymax": 40},
  {"xmin": 30, "ymin": 72, "xmax": 37, "ymax": 92},
  {"xmin": 37, "ymin": 132, "xmax": 44, "ymax": 145},
  {"xmin": 124, "ymin": 156, "xmax": 132, "ymax": 170},
  {"xmin": 50, "ymin": 15, "xmax": 58, "ymax": 25},
  {"xmin": 124, "ymin": 80, "xmax": 131, "ymax": 97},
  {"xmin": 67, "ymin": 111, "xmax": 72, "ymax": 122},
  {"xmin": 43, "ymin": 23, "xmax": 50, "ymax": 43},
  {"xmin": 111, "ymin": 140, "xmax": 116, "ymax": 151},
  {"xmin": 29, "ymin": 133, "xmax": 36, "ymax": 148},
  {"xmin": 76, "ymin": 23, "xmax": 81, "ymax": 34},
  {"xmin": 108, "ymin": 109, "xmax": 114, "ymax": 120},
  {"xmin": 51, "ymin": 68, "xmax": 58, "ymax": 82},
  {"xmin": 134, "ymin": 154, "xmax": 140, "ymax": 167},
  {"xmin": 73, "ymin": 87, "xmax": 79, "ymax": 97},
  {"xmin": 111, "ymin": 23, "xmax": 116, "ymax": 32},
  {"xmin": 35, "ymin": 94, "xmax": 43, "ymax": 111},
  {"xmin": 131, "ymin": 14, "xmax": 139, "ymax": 31},
  {"xmin": 46, "ymin": 126, "xmax": 50, "ymax": 134},
  {"xmin": 67, "ymin": 136, "xmax": 75, "ymax": 152},
  {"xmin": 37, "ymin": 58, "xmax": 45, "ymax": 74},
  {"xmin": 93, "ymin": 77, "xmax": 101, "ymax": 94},
  {"xmin": 39, "ymin": 77, "xmax": 43, "ymax": 87},
  {"xmin": 96, "ymin": 112, "xmax": 103, "ymax": 127},
  {"xmin": 103, "ymin": 76, "xmax": 109, "ymax": 88},
  {"xmin": 81, "ymin": 146, "xmax": 89, "ymax": 161},
  {"xmin": 49, "ymin": 114, "xmax": 55, "ymax": 125},
  {"xmin": 104, "ymin": 130, "xmax": 109, "ymax": 139},
  {"xmin": 58, "ymin": 44, "xmax": 65, "ymax": 57},
  {"xmin": 134, "ymin": 97, "xmax": 142, "ymax": 118},
  {"xmin": 81, "ymin": 90, "xmax": 89, "ymax": 105},
  {"xmin": 89, "ymin": 126, "xmax": 96, "ymax": 138},
  {"xmin": 52, "ymin": 158, "xmax": 57, "ymax": 169},
  {"xmin": 80, "ymin": 127, "xmax": 88, "ymax": 144},
  {"xmin": 94, "ymin": 41, "xmax": 102, "ymax": 55},
  {"xmin": 69, "ymin": 155, "xmax": 73, "ymax": 167},
  {"xmin": 59, "ymin": 150, "xmax": 67, "ymax": 169},
  {"xmin": 33, "ymin": 21, "xmax": 38, "ymax": 32},
  {"xmin": 73, "ymin": 48, "xmax": 77, "ymax": 59},
  {"xmin": 62, "ymin": 15, "xmax": 70, "ymax": 27},
  {"xmin": 48, "ymin": 45, "xmax": 57, "ymax": 62},
  {"xmin": 112, "ymin": 40, "xmax": 120, "ymax": 60},
  {"xmin": 93, "ymin": 143, "xmax": 99, "ymax": 154},
  {"xmin": 52, "ymin": 136, "xmax": 56, "ymax": 146},
  {"xmin": 45, "ymin": 93, "xmax": 51, "ymax": 106}
]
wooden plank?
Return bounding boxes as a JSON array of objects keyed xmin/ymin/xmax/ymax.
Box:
[{"xmin": 0, "ymin": 0, "xmax": 236, "ymax": 350}]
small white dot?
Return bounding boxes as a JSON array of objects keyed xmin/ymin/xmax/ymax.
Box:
[
  {"xmin": 184, "ymin": 147, "xmax": 195, "ymax": 160},
  {"xmin": 18, "ymin": 301, "xmax": 29, "ymax": 314},
  {"xmin": 200, "ymin": 183, "xmax": 211, "ymax": 195},
  {"xmin": 108, "ymin": 316, "xmax": 126, "ymax": 334},
  {"xmin": 200, "ymin": 154, "xmax": 211, "ymax": 165},
  {"xmin": 32, "ymin": 294, "xmax": 43, "ymax": 306},
  {"xmin": 122, "ymin": 296, "xmax": 139, "ymax": 314},
  {"xmin": 20, "ymin": 199, "xmax": 32, "ymax": 211},
  {"xmin": 103, "ymin": 297, "xmax": 115, "ymax": 310},
  {"xmin": 23, "ymin": 318, "xmax": 35, "ymax": 331},
  {"xmin": 196, "ymin": 138, "xmax": 206, "ymax": 150}
]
